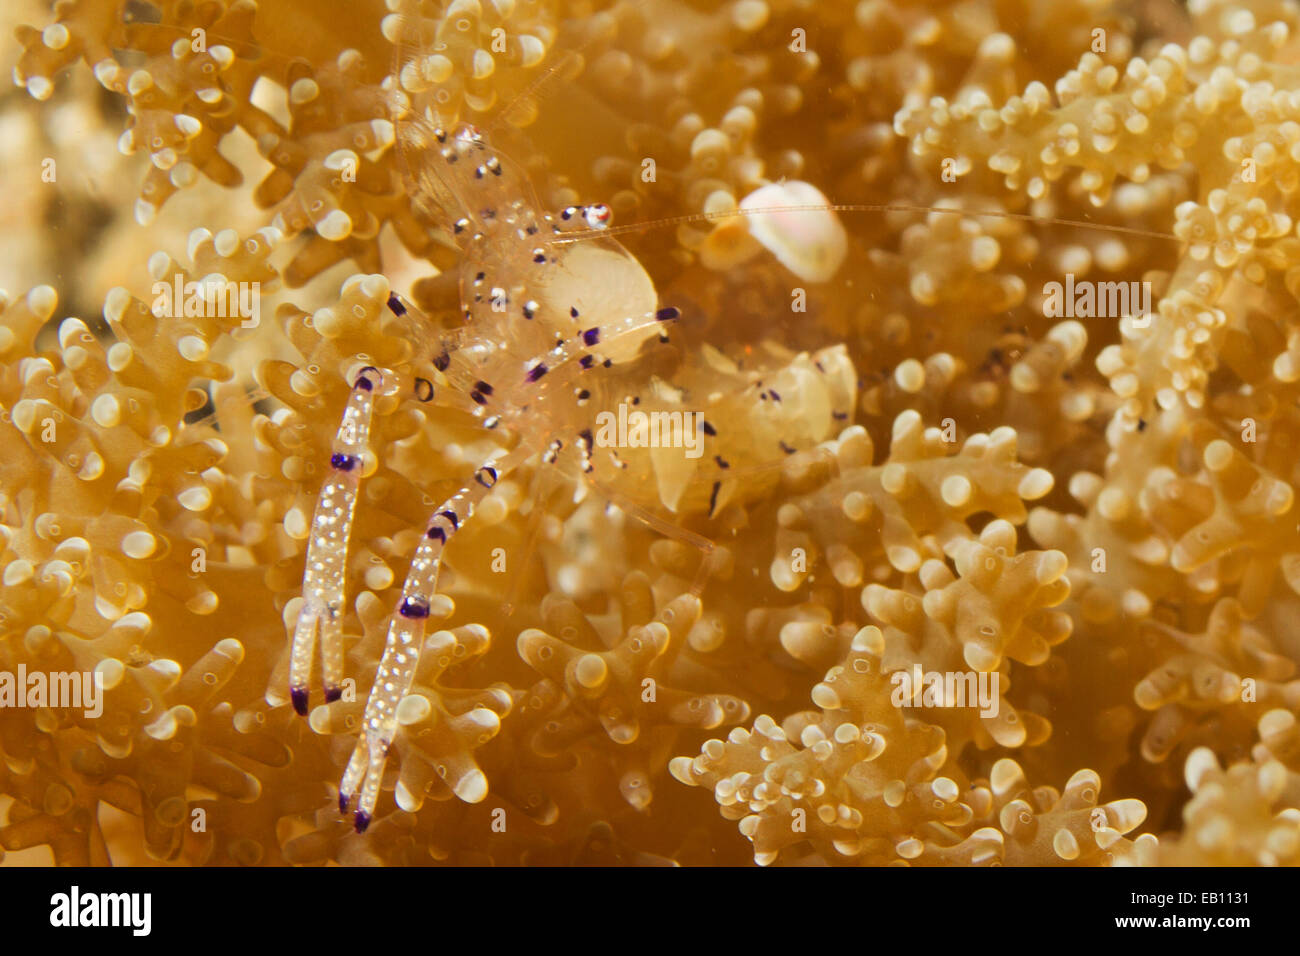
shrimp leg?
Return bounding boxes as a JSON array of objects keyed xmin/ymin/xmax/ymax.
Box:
[
  {"xmin": 288, "ymin": 365, "xmax": 382, "ymax": 716},
  {"xmin": 340, "ymin": 441, "xmax": 536, "ymax": 831}
]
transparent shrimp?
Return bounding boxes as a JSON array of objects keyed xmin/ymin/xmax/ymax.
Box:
[
  {"xmin": 303, "ymin": 1, "xmax": 766, "ymax": 829},
  {"xmin": 83, "ymin": 2, "xmax": 1183, "ymax": 832},
  {"xmin": 274, "ymin": 0, "xmax": 1190, "ymax": 832},
  {"xmin": 280, "ymin": 0, "xmax": 854, "ymax": 828}
]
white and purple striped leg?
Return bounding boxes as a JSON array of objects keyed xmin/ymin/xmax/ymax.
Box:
[
  {"xmin": 289, "ymin": 366, "xmax": 381, "ymax": 716},
  {"xmin": 341, "ymin": 443, "xmax": 533, "ymax": 831}
]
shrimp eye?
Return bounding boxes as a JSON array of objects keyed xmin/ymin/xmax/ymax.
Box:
[{"xmin": 561, "ymin": 206, "xmax": 578, "ymax": 221}]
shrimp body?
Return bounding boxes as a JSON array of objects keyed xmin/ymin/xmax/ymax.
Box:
[
  {"xmin": 295, "ymin": 115, "xmax": 700, "ymax": 828},
  {"xmin": 397, "ymin": 118, "xmax": 675, "ymax": 440},
  {"xmin": 292, "ymin": 8, "xmax": 858, "ymax": 830}
]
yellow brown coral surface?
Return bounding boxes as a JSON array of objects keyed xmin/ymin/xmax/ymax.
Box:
[{"xmin": 1, "ymin": 0, "xmax": 1299, "ymax": 866}]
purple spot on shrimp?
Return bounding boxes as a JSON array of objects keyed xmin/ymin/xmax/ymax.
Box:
[
  {"xmin": 702, "ymin": 421, "xmax": 716, "ymax": 436},
  {"xmin": 324, "ymin": 686, "xmax": 342, "ymax": 703},
  {"xmin": 355, "ymin": 366, "xmax": 378, "ymax": 390},
  {"xmin": 475, "ymin": 380, "xmax": 494, "ymax": 395},
  {"xmin": 656, "ymin": 306, "xmax": 680, "ymax": 321},
  {"xmin": 442, "ymin": 510, "xmax": 460, "ymax": 530},
  {"xmin": 339, "ymin": 792, "xmax": 350, "ymax": 814},
  {"xmin": 354, "ymin": 810, "xmax": 371, "ymax": 833},
  {"xmin": 715, "ymin": 455, "xmax": 730, "ymax": 469},
  {"xmin": 768, "ymin": 390, "xmax": 781, "ymax": 401},
  {"xmin": 582, "ymin": 328, "xmax": 600, "ymax": 346},
  {"xmin": 780, "ymin": 441, "xmax": 796, "ymax": 454},
  {"xmin": 708, "ymin": 481, "xmax": 721, "ymax": 517},
  {"xmin": 570, "ymin": 306, "xmax": 579, "ymax": 318},
  {"xmin": 386, "ymin": 293, "xmax": 406, "ymax": 316},
  {"xmin": 291, "ymin": 687, "xmax": 308, "ymax": 716},
  {"xmin": 832, "ymin": 411, "xmax": 848, "ymax": 420},
  {"xmin": 526, "ymin": 363, "xmax": 548, "ymax": 382},
  {"xmin": 400, "ymin": 595, "xmax": 431, "ymax": 619},
  {"xmin": 471, "ymin": 391, "xmax": 487, "ymax": 405},
  {"xmin": 579, "ymin": 355, "xmax": 594, "ymax": 370},
  {"xmin": 434, "ymin": 350, "xmax": 451, "ymax": 372},
  {"xmin": 330, "ymin": 453, "xmax": 358, "ymax": 471},
  {"xmin": 427, "ymin": 526, "xmax": 446, "ymax": 543}
]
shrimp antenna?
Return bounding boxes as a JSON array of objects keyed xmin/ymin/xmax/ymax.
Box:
[
  {"xmin": 487, "ymin": 48, "xmax": 585, "ymax": 136},
  {"xmin": 545, "ymin": 201, "xmax": 1183, "ymax": 246}
]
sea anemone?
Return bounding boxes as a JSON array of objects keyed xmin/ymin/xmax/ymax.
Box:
[{"xmin": 2, "ymin": 0, "xmax": 1299, "ymax": 868}]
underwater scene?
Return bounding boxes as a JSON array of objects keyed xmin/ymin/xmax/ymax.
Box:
[{"xmin": 0, "ymin": 0, "xmax": 1298, "ymax": 878}]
